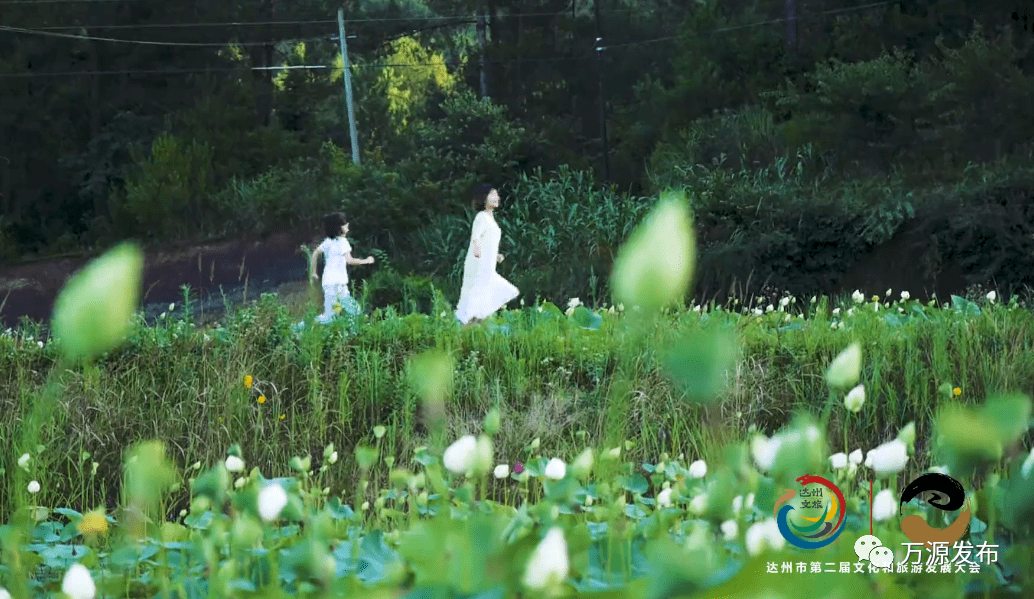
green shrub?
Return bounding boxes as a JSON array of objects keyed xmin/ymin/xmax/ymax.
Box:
[
  {"xmin": 646, "ymin": 106, "xmax": 794, "ymax": 193},
  {"xmin": 393, "ymin": 90, "xmax": 540, "ymax": 203},
  {"xmin": 764, "ymin": 28, "xmax": 1034, "ymax": 172},
  {"xmin": 216, "ymin": 159, "xmax": 330, "ymax": 236},
  {"xmin": 764, "ymin": 48, "xmax": 932, "ymax": 171},
  {"xmin": 359, "ymin": 268, "xmax": 441, "ymax": 315},
  {"xmin": 174, "ymin": 88, "xmax": 310, "ymax": 183},
  {"xmin": 926, "ymin": 26, "xmax": 1034, "ymax": 163},
  {"xmin": 114, "ymin": 133, "xmax": 217, "ymax": 239}
]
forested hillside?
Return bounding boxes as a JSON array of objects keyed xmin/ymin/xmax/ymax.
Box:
[{"xmin": 2, "ymin": 0, "xmax": 1034, "ymax": 305}]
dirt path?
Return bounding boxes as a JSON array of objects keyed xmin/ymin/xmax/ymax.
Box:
[{"xmin": 0, "ymin": 229, "xmax": 320, "ymax": 330}]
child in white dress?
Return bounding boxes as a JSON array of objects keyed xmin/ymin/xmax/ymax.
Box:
[
  {"xmin": 454, "ymin": 184, "xmax": 519, "ymax": 325},
  {"xmin": 309, "ymin": 212, "xmax": 375, "ymax": 325}
]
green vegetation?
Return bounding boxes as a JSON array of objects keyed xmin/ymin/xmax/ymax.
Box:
[
  {"xmin": 3, "ymin": 2, "xmax": 1034, "ymax": 596},
  {"xmin": 2, "ymin": 192, "xmax": 1034, "ymax": 595}
]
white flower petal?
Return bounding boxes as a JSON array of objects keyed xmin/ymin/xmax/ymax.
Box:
[
  {"xmin": 257, "ymin": 483, "xmax": 288, "ymax": 522},
  {"xmin": 62, "ymin": 564, "xmax": 96, "ymax": 599},
  {"xmin": 443, "ymin": 435, "xmax": 478, "ymax": 475},
  {"xmin": 523, "ymin": 528, "xmax": 569, "ymax": 590}
]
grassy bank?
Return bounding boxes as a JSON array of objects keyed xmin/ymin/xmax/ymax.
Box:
[
  {"xmin": 1, "ymin": 287, "xmax": 1031, "ymax": 518},
  {"xmin": 1, "ymin": 289, "xmax": 1033, "ymax": 596}
]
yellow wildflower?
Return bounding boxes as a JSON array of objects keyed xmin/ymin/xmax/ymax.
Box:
[
  {"xmin": 244, "ymin": 375, "xmax": 253, "ymax": 389},
  {"xmin": 77, "ymin": 510, "xmax": 108, "ymax": 536},
  {"xmin": 953, "ymin": 387, "xmax": 962, "ymax": 396},
  {"xmin": 871, "ymin": 295, "xmax": 879, "ymax": 303},
  {"xmin": 257, "ymin": 395, "xmax": 266, "ymax": 404},
  {"xmin": 279, "ymin": 414, "xmax": 286, "ymax": 420}
]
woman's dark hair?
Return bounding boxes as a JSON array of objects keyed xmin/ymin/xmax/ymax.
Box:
[
  {"xmin": 472, "ymin": 183, "xmax": 495, "ymax": 211},
  {"xmin": 323, "ymin": 212, "xmax": 347, "ymax": 238}
]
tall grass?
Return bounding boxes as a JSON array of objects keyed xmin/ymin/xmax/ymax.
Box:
[{"xmin": 0, "ymin": 288, "xmax": 1027, "ymax": 521}]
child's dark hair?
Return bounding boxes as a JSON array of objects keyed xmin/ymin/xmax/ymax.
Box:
[
  {"xmin": 323, "ymin": 212, "xmax": 347, "ymax": 238},
  {"xmin": 472, "ymin": 183, "xmax": 495, "ymax": 211}
]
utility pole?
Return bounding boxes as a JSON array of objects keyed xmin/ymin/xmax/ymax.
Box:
[
  {"xmin": 477, "ymin": 7, "xmax": 488, "ymax": 98},
  {"xmin": 337, "ymin": 8, "xmax": 360, "ymax": 165},
  {"xmin": 786, "ymin": 0, "xmax": 797, "ymax": 51},
  {"xmin": 594, "ymin": 0, "xmax": 610, "ymax": 183}
]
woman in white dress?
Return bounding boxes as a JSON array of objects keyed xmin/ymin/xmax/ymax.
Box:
[{"xmin": 455, "ymin": 184, "xmax": 519, "ymax": 325}]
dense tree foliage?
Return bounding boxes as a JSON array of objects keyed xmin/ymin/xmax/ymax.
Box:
[{"xmin": 1, "ymin": 0, "xmax": 1033, "ymax": 300}]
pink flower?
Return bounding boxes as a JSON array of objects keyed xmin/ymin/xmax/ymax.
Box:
[{"xmin": 514, "ymin": 461, "xmax": 524, "ymax": 474}]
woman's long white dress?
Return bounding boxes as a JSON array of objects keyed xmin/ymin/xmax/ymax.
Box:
[{"xmin": 455, "ymin": 210, "xmax": 519, "ymax": 324}]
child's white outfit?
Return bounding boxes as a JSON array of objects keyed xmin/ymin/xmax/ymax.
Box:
[{"xmin": 317, "ymin": 236, "xmax": 353, "ymax": 325}]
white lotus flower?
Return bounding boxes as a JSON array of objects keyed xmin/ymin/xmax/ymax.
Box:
[
  {"xmin": 610, "ymin": 193, "xmax": 695, "ymax": 310},
  {"xmin": 472, "ymin": 435, "xmax": 494, "ymax": 476},
  {"xmin": 987, "ymin": 290, "xmax": 996, "ymax": 303},
  {"xmin": 0, "ymin": 587, "xmax": 11, "ymax": 599},
  {"xmin": 897, "ymin": 422, "xmax": 916, "ymax": 446},
  {"xmin": 443, "ymin": 435, "xmax": 477, "ymax": 475},
  {"xmin": 657, "ymin": 487, "xmax": 673, "ymax": 508},
  {"xmin": 844, "ymin": 384, "xmax": 866, "ymax": 412},
  {"xmin": 829, "ymin": 453, "xmax": 848, "ymax": 469},
  {"xmin": 872, "ymin": 489, "xmax": 896, "ymax": 521},
  {"xmin": 869, "ymin": 438, "xmax": 909, "ymax": 476},
  {"xmin": 27, "ymin": 481, "xmax": 40, "ymax": 494},
  {"xmin": 17, "ymin": 453, "xmax": 30, "ymax": 469},
  {"xmin": 848, "ymin": 449, "xmax": 863, "ymax": 465},
  {"xmin": 523, "ymin": 528, "xmax": 569, "ymax": 591},
  {"xmin": 826, "ymin": 343, "xmax": 862, "ymax": 389},
  {"xmin": 571, "ymin": 448, "xmax": 594, "ymax": 478},
  {"xmin": 257, "ymin": 483, "xmax": 288, "ymax": 522},
  {"xmin": 62, "ymin": 564, "xmax": 96, "ymax": 599},
  {"xmin": 732, "ymin": 493, "xmax": 755, "ymax": 515},
  {"xmin": 688, "ymin": 460, "xmax": 707, "ymax": 478},
  {"xmin": 751, "ymin": 435, "xmax": 781, "ymax": 471},
  {"xmin": 689, "ymin": 493, "xmax": 708, "ymax": 515},
  {"xmin": 225, "ymin": 455, "xmax": 245, "ymax": 473},
  {"xmin": 493, "ymin": 464, "xmax": 510, "ymax": 479},
  {"xmin": 900, "ymin": 291, "xmax": 910, "ymax": 300},
  {"xmin": 852, "ymin": 290, "xmax": 865, "ymax": 304},
  {"xmin": 720, "ymin": 520, "xmax": 739, "ymax": 541},
  {"xmin": 544, "ymin": 458, "xmax": 566, "ymax": 480},
  {"xmin": 745, "ymin": 519, "xmax": 785, "ymax": 556}
]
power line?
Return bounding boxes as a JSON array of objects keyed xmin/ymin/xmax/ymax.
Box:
[
  {"xmin": 0, "ymin": 24, "xmax": 337, "ymax": 46},
  {"xmin": 0, "ymin": 65, "xmax": 331, "ymax": 78},
  {"xmin": 0, "ymin": 0, "xmax": 899, "ymax": 75},
  {"xmin": 29, "ymin": 19, "xmax": 340, "ymax": 31},
  {"xmin": 0, "ymin": 55, "xmax": 590, "ymax": 78},
  {"xmin": 0, "ymin": 0, "xmax": 640, "ymax": 19}
]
